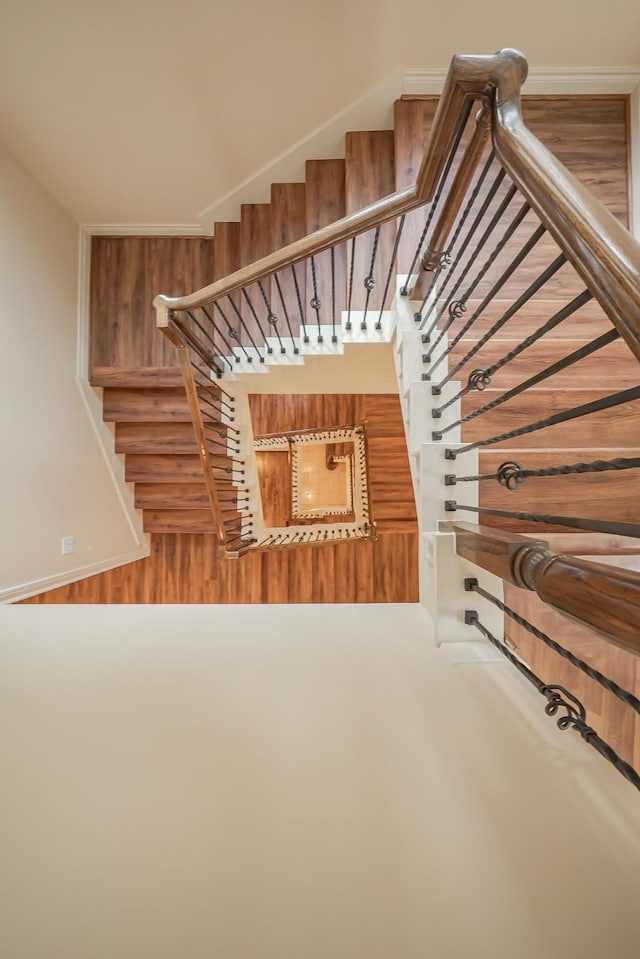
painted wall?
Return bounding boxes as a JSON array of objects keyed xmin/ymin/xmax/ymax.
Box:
[
  {"xmin": 1, "ymin": 3, "xmax": 639, "ymax": 225},
  {"xmin": 0, "ymin": 142, "xmax": 146, "ymax": 602},
  {"xmin": 1, "ymin": 603, "xmax": 638, "ymax": 959}
]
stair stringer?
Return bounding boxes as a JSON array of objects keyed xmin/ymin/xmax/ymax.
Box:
[{"xmin": 393, "ymin": 278, "xmax": 505, "ymax": 646}]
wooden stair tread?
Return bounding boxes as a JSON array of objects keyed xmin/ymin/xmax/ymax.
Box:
[
  {"xmin": 394, "ymin": 98, "xmax": 438, "ymax": 273},
  {"xmin": 91, "ymin": 366, "xmax": 183, "ymax": 388},
  {"xmin": 477, "ymin": 448, "xmax": 640, "ymax": 533},
  {"xmin": 103, "ymin": 386, "xmax": 190, "ymax": 422},
  {"xmin": 448, "ymin": 337, "xmax": 638, "ymax": 390},
  {"xmin": 270, "ymin": 182, "xmax": 307, "ymax": 337},
  {"xmin": 461, "ymin": 389, "xmax": 640, "ymax": 450},
  {"xmin": 115, "ymin": 422, "xmax": 200, "ymax": 454},
  {"xmin": 212, "ymin": 222, "xmax": 241, "ymax": 280},
  {"xmin": 135, "ymin": 482, "xmax": 213, "ymax": 509},
  {"xmin": 125, "ymin": 453, "xmax": 234, "ymax": 483},
  {"xmin": 142, "ymin": 510, "xmax": 218, "ymax": 533},
  {"xmin": 345, "ymin": 130, "xmax": 396, "ymax": 312}
]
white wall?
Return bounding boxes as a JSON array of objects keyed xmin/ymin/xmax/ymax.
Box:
[
  {"xmin": 1, "ymin": 603, "xmax": 638, "ymax": 959},
  {"xmin": 0, "ymin": 143, "xmax": 147, "ymax": 602},
  {"xmin": 241, "ymin": 343, "xmax": 397, "ymax": 393}
]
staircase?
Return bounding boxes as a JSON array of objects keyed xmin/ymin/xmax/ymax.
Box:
[
  {"xmin": 89, "ymin": 99, "xmax": 441, "ymax": 544},
  {"xmin": 90, "ymin": 90, "xmax": 635, "ymax": 556}
]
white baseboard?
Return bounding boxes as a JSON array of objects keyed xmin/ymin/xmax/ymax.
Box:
[{"xmin": 1, "ymin": 545, "xmax": 151, "ymax": 605}]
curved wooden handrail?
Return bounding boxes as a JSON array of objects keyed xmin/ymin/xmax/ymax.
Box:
[
  {"xmin": 436, "ymin": 49, "xmax": 640, "ymax": 360},
  {"xmin": 157, "ymin": 48, "xmax": 640, "ymax": 361}
]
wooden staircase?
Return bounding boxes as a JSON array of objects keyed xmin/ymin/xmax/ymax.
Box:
[
  {"xmin": 89, "ymin": 101, "xmax": 443, "ymax": 541},
  {"xmin": 17, "ymin": 92, "xmax": 618, "ymax": 607}
]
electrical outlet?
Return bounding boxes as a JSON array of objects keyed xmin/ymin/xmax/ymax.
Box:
[{"xmin": 61, "ymin": 536, "xmax": 74, "ymax": 555}]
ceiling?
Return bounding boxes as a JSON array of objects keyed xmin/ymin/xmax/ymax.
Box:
[{"xmin": 1, "ymin": 0, "xmax": 638, "ymax": 225}]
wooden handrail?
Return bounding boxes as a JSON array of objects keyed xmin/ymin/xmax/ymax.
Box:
[
  {"xmin": 439, "ymin": 49, "xmax": 640, "ymax": 360},
  {"xmin": 156, "ymin": 48, "xmax": 640, "ymax": 362},
  {"xmin": 152, "ymin": 54, "xmax": 484, "ymax": 322},
  {"xmin": 445, "ymin": 522, "xmax": 640, "ymax": 655},
  {"xmin": 163, "ymin": 320, "xmax": 232, "ymax": 553}
]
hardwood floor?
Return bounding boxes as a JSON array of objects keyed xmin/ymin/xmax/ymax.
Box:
[
  {"xmin": 21, "ymin": 531, "xmax": 417, "ymax": 605},
  {"xmin": 23, "ymin": 391, "xmax": 418, "ymax": 605}
]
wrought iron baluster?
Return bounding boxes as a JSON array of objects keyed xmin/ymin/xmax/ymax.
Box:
[
  {"xmin": 361, "ymin": 227, "xmax": 380, "ymax": 330},
  {"xmin": 434, "ymin": 327, "xmax": 621, "ymax": 436},
  {"xmin": 309, "ymin": 255, "xmax": 323, "ymax": 341},
  {"xmin": 432, "ymin": 288, "xmax": 592, "ymax": 417},
  {"xmin": 290, "ymin": 263, "xmax": 309, "ymax": 343},
  {"xmin": 226, "ymin": 294, "xmax": 266, "ymax": 363},
  {"xmin": 466, "ymin": 579, "xmax": 640, "ymax": 715},
  {"xmin": 420, "ymin": 170, "xmax": 510, "ymax": 339},
  {"xmin": 272, "ymin": 272, "xmax": 299, "ymax": 352},
  {"xmin": 186, "ymin": 308, "xmax": 234, "ymax": 370},
  {"xmin": 445, "ymin": 502, "xmax": 640, "ymax": 539},
  {"xmin": 464, "ymin": 610, "xmax": 640, "ymax": 792},
  {"xmin": 443, "ymin": 385, "xmax": 640, "ymax": 455},
  {"xmin": 242, "ymin": 287, "xmax": 270, "ymax": 354},
  {"xmin": 330, "ymin": 246, "xmax": 337, "ymax": 343},
  {"xmin": 432, "ymin": 251, "xmax": 566, "ymax": 394},
  {"xmin": 417, "ymin": 150, "xmax": 496, "ymax": 319},
  {"xmin": 257, "ymin": 279, "xmax": 285, "ymax": 353},
  {"xmin": 346, "ymin": 237, "xmax": 356, "ymax": 331},
  {"xmin": 447, "ymin": 455, "xmax": 640, "ymax": 488},
  {"xmin": 401, "ymin": 97, "xmax": 474, "ymax": 293},
  {"xmin": 425, "ymin": 204, "xmax": 538, "ymax": 379},
  {"xmin": 214, "ymin": 301, "xmax": 253, "ymax": 363},
  {"xmin": 377, "ymin": 214, "xmax": 406, "ymax": 330}
]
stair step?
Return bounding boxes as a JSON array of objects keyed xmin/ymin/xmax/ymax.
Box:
[
  {"xmin": 305, "ymin": 158, "xmax": 347, "ymax": 328},
  {"xmin": 238, "ymin": 203, "xmax": 273, "ymax": 351},
  {"xmin": 446, "ymin": 337, "xmax": 637, "ymax": 390},
  {"xmin": 91, "ymin": 366, "xmax": 183, "ymax": 388},
  {"xmin": 125, "ymin": 453, "xmax": 236, "ymax": 483},
  {"xmin": 475, "ymin": 448, "xmax": 640, "ymax": 533},
  {"xmin": 442, "ymin": 298, "xmax": 613, "ymax": 341},
  {"xmin": 134, "ymin": 483, "xmax": 243, "ymax": 518},
  {"xmin": 269, "ymin": 181, "xmax": 308, "ymax": 338},
  {"xmin": 345, "ymin": 130, "xmax": 396, "ymax": 313},
  {"xmin": 460, "ymin": 389, "xmax": 640, "ymax": 450},
  {"xmin": 213, "ymin": 222, "xmax": 241, "ymax": 280},
  {"xmin": 393, "ymin": 98, "xmax": 438, "ymax": 273},
  {"xmin": 115, "ymin": 422, "xmax": 199, "ymax": 454},
  {"xmin": 103, "ymin": 387, "xmax": 190, "ymax": 422},
  {"xmin": 142, "ymin": 509, "xmax": 218, "ymax": 534},
  {"xmin": 135, "ymin": 482, "xmax": 211, "ymax": 509}
]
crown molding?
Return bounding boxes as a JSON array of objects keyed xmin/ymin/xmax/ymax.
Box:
[
  {"xmin": 403, "ymin": 65, "xmax": 640, "ymax": 96},
  {"xmin": 82, "ymin": 222, "xmax": 204, "ymax": 236}
]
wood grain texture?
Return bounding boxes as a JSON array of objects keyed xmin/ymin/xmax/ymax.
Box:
[
  {"xmin": 212, "ymin": 222, "xmax": 241, "ymax": 281},
  {"xmin": 345, "ymin": 131, "xmax": 397, "ymax": 312},
  {"xmin": 270, "ymin": 182, "xmax": 307, "ymax": 340},
  {"xmin": 114, "ymin": 422, "xmax": 199, "ymax": 455},
  {"xmin": 21, "ymin": 531, "xmax": 416, "ymax": 604},
  {"xmin": 394, "ymin": 98, "xmax": 439, "ymax": 273},
  {"xmin": 256, "ymin": 451, "xmax": 291, "ymax": 526},
  {"xmin": 249, "ymin": 393, "xmax": 418, "ymax": 534},
  {"xmin": 448, "ymin": 336, "xmax": 638, "ymax": 391},
  {"xmin": 461, "ymin": 389, "xmax": 640, "ymax": 449},
  {"xmin": 527, "ymin": 551, "xmax": 640, "ymax": 654},
  {"xmin": 503, "ymin": 583, "xmax": 640, "ymax": 771},
  {"xmin": 90, "ymin": 237, "xmax": 214, "ymax": 370},
  {"xmin": 476, "ymin": 449, "xmax": 640, "ymax": 534}
]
